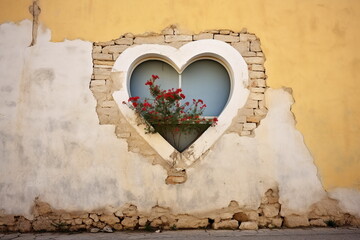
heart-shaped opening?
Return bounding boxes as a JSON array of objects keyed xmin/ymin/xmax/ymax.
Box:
[
  {"xmin": 112, "ymin": 40, "xmax": 249, "ymax": 165},
  {"xmin": 129, "ymin": 59, "xmax": 230, "ymax": 152}
]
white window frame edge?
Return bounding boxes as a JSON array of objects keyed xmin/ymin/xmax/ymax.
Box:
[{"xmin": 112, "ymin": 39, "xmax": 249, "ymax": 165}]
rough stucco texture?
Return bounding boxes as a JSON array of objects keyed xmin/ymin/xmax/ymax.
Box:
[
  {"xmin": 1, "ymin": 0, "xmax": 359, "ymax": 191},
  {"xmin": 1, "ymin": 21, "xmax": 359, "ymax": 218}
]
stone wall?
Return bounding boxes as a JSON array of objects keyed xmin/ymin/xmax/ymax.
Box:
[
  {"xmin": 91, "ymin": 26, "xmax": 266, "ymax": 143},
  {"xmin": 1, "ymin": 190, "xmax": 359, "ymax": 233}
]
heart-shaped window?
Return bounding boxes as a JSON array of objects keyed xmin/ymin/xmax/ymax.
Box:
[
  {"xmin": 112, "ymin": 39, "xmax": 249, "ymax": 165},
  {"xmin": 129, "ymin": 59, "xmax": 231, "ymax": 151}
]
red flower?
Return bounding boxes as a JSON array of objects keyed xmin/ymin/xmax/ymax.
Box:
[
  {"xmin": 198, "ymin": 99, "xmax": 203, "ymax": 104},
  {"xmin": 128, "ymin": 96, "xmax": 140, "ymax": 102},
  {"xmin": 132, "ymin": 102, "xmax": 138, "ymax": 107},
  {"xmin": 143, "ymin": 102, "xmax": 152, "ymax": 107},
  {"xmin": 145, "ymin": 81, "xmax": 153, "ymax": 86},
  {"xmin": 185, "ymin": 102, "xmax": 189, "ymax": 106},
  {"xmin": 180, "ymin": 93, "xmax": 185, "ymax": 99},
  {"xmin": 152, "ymin": 75, "xmax": 159, "ymax": 80}
]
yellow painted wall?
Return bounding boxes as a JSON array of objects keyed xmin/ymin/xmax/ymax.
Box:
[{"xmin": 1, "ymin": 0, "xmax": 359, "ymax": 190}]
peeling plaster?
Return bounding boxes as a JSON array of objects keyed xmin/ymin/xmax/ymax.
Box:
[{"xmin": 0, "ymin": 21, "xmax": 359, "ymax": 219}]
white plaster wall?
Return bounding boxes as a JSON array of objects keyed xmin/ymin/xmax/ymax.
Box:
[{"xmin": 0, "ymin": 21, "xmax": 359, "ymax": 218}]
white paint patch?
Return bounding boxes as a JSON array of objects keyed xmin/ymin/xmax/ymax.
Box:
[
  {"xmin": 0, "ymin": 21, "xmax": 357, "ymax": 218},
  {"xmin": 329, "ymin": 188, "xmax": 360, "ymax": 217}
]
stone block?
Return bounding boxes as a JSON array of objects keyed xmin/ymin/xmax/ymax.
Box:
[
  {"xmin": 214, "ymin": 34, "xmax": 240, "ymax": 42},
  {"xmin": 257, "ymin": 52, "xmax": 264, "ymax": 56},
  {"xmin": 0, "ymin": 215, "xmax": 15, "ymax": 226},
  {"xmin": 90, "ymin": 80, "xmax": 106, "ymax": 87},
  {"xmin": 92, "ymin": 46, "xmax": 102, "ymax": 53},
  {"xmin": 113, "ymin": 223, "xmax": 123, "ymax": 230},
  {"xmin": 95, "ymin": 40, "xmax": 115, "ymax": 46},
  {"xmin": 83, "ymin": 218, "xmax": 93, "ymax": 225},
  {"xmin": 166, "ymin": 175, "xmax": 186, "ymax": 184},
  {"xmin": 115, "ymin": 38, "xmax": 133, "ymax": 45},
  {"xmin": 250, "ymin": 93, "xmax": 265, "ymax": 101},
  {"xmin": 33, "ymin": 201, "xmax": 52, "ymax": 216},
  {"xmin": 309, "ymin": 219, "xmax": 327, "ymax": 227},
  {"xmin": 122, "ymin": 204, "xmax": 138, "ymax": 217},
  {"xmin": 165, "ymin": 35, "xmax": 192, "ymax": 42},
  {"xmin": 219, "ymin": 29, "xmax": 231, "ymax": 34},
  {"xmin": 32, "ymin": 217, "xmax": 56, "ymax": 231},
  {"xmin": 93, "ymin": 68, "xmax": 111, "ymax": 76},
  {"xmin": 271, "ymin": 218, "xmax": 283, "ymax": 228},
  {"xmin": 92, "ymin": 53, "xmax": 112, "ymax": 61},
  {"xmin": 93, "ymin": 60, "xmax": 115, "ymax": 66},
  {"xmin": 251, "ymin": 87, "xmax": 265, "ymax": 93},
  {"xmin": 121, "ymin": 217, "xmax": 138, "ymax": 230},
  {"xmin": 134, "ymin": 36, "xmax": 164, "ymax": 44},
  {"xmin": 246, "ymin": 116, "xmax": 262, "ymax": 123},
  {"xmin": 193, "ymin": 33, "xmax": 213, "ymax": 40},
  {"xmin": 213, "ymin": 220, "xmax": 239, "ymax": 229},
  {"xmin": 284, "ymin": 215, "xmax": 310, "ymax": 228},
  {"xmin": 102, "ymin": 45, "xmax": 128, "ymax": 54},
  {"xmin": 100, "ymin": 214, "xmax": 120, "ymax": 225},
  {"xmin": 259, "ymin": 100, "xmax": 266, "ymax": 108},
  {"xmin": 244, "ymin": 57, "xmax": 265, "ymax": 64},
  {"xmin": 233, "ymin": 212, "xmax": 248, "ymax": 222},
  {"xmin": 220, "ymin": 212, "xmax": 233, "ymax": 220},
  {"xmin": 138, "ymin": 217, "xmax": 148, "ymax": 226},
  {"xmin": 251, "ymin": 64, "xmax": 265, "ymax": 71},
  {"xmin": 93, "ymin": 74, "xmax": 110, "ymax": 80},
  {"xmin": 255, "ymin": 108, "xmax": 268, "ymax": 116},
  {"xmin": 94, "ymin": 64, "xmax": 112, "ymax": 69},
  {"xmin": 239, "ymin": 221, "xmax": 258, "ymax": 230},
  {"xmin": 243, "ymin": 123, "xmax": 256, "ymax": 131},
  {"xmin": 16, "ymin": 217, "xmax": 32, "ymax": 232},
  {"xmin": 245, "ymin": 100, "xmax": 258, "ymax": 109},
  {"xmin": 250, "ymin": 40, "xmax": 262, "ymax": 52},
  {"xmin": 231, "ymin": 42, "xmax": 249, "ymax": 55},
  {"xmin": 162, "ymin": 27, "xmax": 174, "ymax": 35},
  {"xmin": 249, "ymin": 71, "xmax": 265, "ymax": 79},
  {"xmin": 263, "ymin": 204, "xmax": 280, "ymax": 218},
  {"xmin": 176, "ymin": 215, "xmax": 208, "ymax": 229},
  {"xmin": 150, "ymin": 218, "xmax": 163, "ymax": 227},
  {"xmin": 240, "ymin": 33, "xmax": 257, "ymax": 42}
]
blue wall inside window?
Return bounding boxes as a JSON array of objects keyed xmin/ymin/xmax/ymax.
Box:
[{"xmin": 130, "ymin": 59, "xmax": 230, "ymax": 116}]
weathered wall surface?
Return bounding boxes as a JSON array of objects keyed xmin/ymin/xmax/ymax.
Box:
[
  {"xmin": 0, "ymin": 21, "xmax": 360, "ymax": 232},
  {"xmin": 2, "ymin": 0, "xmax": 359, "ymax": 191}
]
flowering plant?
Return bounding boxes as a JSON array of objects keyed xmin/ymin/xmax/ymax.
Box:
[{"xmin": 124, "ymin": 75, "xmax": 218, "ymax": 138}]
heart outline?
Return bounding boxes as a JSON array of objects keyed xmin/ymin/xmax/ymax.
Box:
[{"xmin": 113, "ymin": 39, "xmax": 249, "ymax": 166}]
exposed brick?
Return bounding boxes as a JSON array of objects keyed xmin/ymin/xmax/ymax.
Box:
[
  {"xmin": 245, "ymin": 100, "xmax": 258, "ymax": 109},
  {"xmin": 214, "ymin": 34, "xmax": 240, "ymax": 43},
  {"xmin": 250, "ymin": 93, "xmax": 265, "ymax": 101},
  {"xmin": 250, "ymin": 40, "xmax": 262, "ymax": 52},
  {"xmin": 92, "ymin": 53, "xmax": 112, "ymax": 61},
  {"xmin": 92, "ymin": 46, "xmax": 102, "ymax": 53},
  {"xmin": 134, "ymin": 36, "xmax": 164, "ymax": 44},
  {"xmin": 193, "ymin": 33, "xmax": 213, "ymax": 40},
  {"xmin": 249, "ymin": 71, "xmax": 265, "ymax": 79},
  {"xmin": 251, "ymin": 64, "xmax": 265, "ymax": 71},
  {"xmin": 240, "ymin": 33, "xmax": 257, "ymax": 42},
  {"xmin": 231, "ymin": 42, "xmax": 249, "ymax": 55},
  {"xmin": 251, "ymin": 87, "xmax": 265, "ymax": 93},
  {"xmin": 115, "ymin": 38, "xmax": 133, "ymax": 45},
  {"xmin": 165, "ymin": 35, "xmax": 192, "ymax": 43},
  {"xmin": 102, "ymin": 45, "xmax": 128, "ymax": 54},
  {"xmin": 219, "ymin": 29, "xmax": 231, "ymax": 34},
  {"xmin": 95, "ymin": 40, "xmax": 115, "ymax": 46},
  {"xmin": 244, "ymin": 57, "xmax": 265, "ymax": 64},
  {"xmin": 93, "ymin": 60, "xmax": 115, "ymax": 66},
  {"xmin": 243, "ymin": 123, "xmax": 256, "ymax": 131}
]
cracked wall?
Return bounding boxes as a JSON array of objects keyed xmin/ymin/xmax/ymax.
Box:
[{"xmin": 1, "ymin": 21, "xmax": 360, "ymax": 229}]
